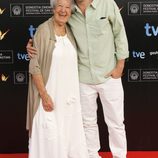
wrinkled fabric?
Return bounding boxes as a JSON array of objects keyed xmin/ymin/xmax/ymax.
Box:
[{"xmin": 29, "ymin": 35, "xmax": 89, "ymax": 158}]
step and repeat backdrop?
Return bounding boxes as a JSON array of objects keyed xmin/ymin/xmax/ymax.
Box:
[{"xmin": 0, "ymin": 0, "xmax": 158, "ymax": 153}]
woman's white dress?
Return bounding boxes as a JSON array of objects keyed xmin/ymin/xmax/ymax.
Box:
[{"xmin": 29, "ymin": 35, "xmax": 89, "ymax": 158}]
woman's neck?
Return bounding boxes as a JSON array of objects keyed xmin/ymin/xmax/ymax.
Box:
[{"xmin": 53, "ymin": 20, "xmax": 66, "ymax": 36}]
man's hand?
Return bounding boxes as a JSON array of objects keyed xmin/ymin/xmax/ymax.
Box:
[
  {"xmin": 107, "ymin": 59, "xmax": 125, "ymax": 79},
  {"xmin": 26, "ymin": 39, "xmax": 37, "ymax": 58},
  {"xmin": 108, "ymin": 66, "xmax": 123, "ymax": 79},
  {"xmin": 41, "ymin": 93, "xmax": 54, "ymax": 112}
]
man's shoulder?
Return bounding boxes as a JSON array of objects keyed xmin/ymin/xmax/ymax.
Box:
[
  {"xmin": 95, "ymin": 0, "xmax": 115, "ymax": 10},
  {"xmin": 105, "ymin": 0, "xmax": 115, "ymax": 3}
]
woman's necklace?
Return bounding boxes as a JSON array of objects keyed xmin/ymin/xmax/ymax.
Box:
[{"xmin": 53, "ymin": 20, "xmax": 66, "ymax": 36}]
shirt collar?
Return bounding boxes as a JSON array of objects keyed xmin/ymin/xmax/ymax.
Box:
[
  {"xmin": 74, "ymin": 0, "xmax": 99, "ymax": 13},
  {"xmin": 74, "ymin": 4, "xmax": 81, "ymax": 13},
  {"xmin": 91, "ymin": 0, "xmax": 99, "ymax": 9}
]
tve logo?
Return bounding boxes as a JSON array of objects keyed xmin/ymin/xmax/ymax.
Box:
[
  {"xmin": 28, "ymin": 25, "xmax": 36, "ymax": 38},
  {"xmin": 132, "ymin": 50, "xmax": 145, "ymax": 59},
  {"xmin": 17, "ymin": 52, "xmax": 30, "ymax": 61},
  {"xmin": 144, "ymin": 23, "xmax": 158, "ymax": 37}
]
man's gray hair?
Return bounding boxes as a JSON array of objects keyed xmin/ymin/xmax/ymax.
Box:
[{"xmin": 50, "ymin": 0, "xmax": 75, "ymax": 10}]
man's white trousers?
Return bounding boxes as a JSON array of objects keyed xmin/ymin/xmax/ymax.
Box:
[{"xmin": 80, "ymin": 77, "xmax": 127, "ymax": 158}]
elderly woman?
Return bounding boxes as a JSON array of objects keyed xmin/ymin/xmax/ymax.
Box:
[{"xmin": 26, "ymin": 0, "xmax": 89, "ymax": 157}]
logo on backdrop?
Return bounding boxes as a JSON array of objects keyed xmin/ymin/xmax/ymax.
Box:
[
  {"xmin": 132, "ymin": 50, "xmax": 145, "ymax": 59},
  {"xmin": 128, "ymin": 70, "xmax": 140, "ymax": 82},
  {"xmin": 128, "ymin": 69, "xmax": 158, "ymax": 82},
  {"xmin": 119, "ymin": 7, "xmax": 124, "ymax": 12},
  {"xmin": 10, "ymin": 3, "xmax": 52, "ymax": 17},
  {"xmin": 14, "ymin": 71, "xmax": 27, "ymax": 84},
  {"xmin": 11, "ymin": 5, "xmax": 23, "ymax": 16},
  {"xmin": 129, "ymin": 3, "xmax": 140, "ymax": 14},
  {"xmin": 0, "ymin": 74, "xmax": 9, "ymax": 82},
  {"xmin": 128, "ymin": 2, "xmax": 158, "ymax": 16},
  {"xmin": 28, "ymin": 25, "xmax": 36, "ymax": 38},
  {"xmin": 150, "ymin": 51, "xmax": 158, "ymax": 56},
  {"xmin": 17, "ymin": 52, "xmax": 30, "ymax": 61},
  {"xmin": 144, "ymin": 23, "xmax": 158, "ymax": 37},
  {"xmin": 128, "ymin": 3, "xmax": 140, "ymax": 15},
  {"xmin": 0, "ymin": 50, "xmax": 14, "ymax": 64},
  {"xmin": 131, "ymin": 50, "xmax": 158, "ymax": 59},
  {"xmin": 0, "ymin": 29, "xmax": 10, "ymax": 40},
  {"xmin": 0, "ymin": 8, "xmax": 6, "ymax": 15}
]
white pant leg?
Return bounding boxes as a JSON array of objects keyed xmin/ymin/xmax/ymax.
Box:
[
  {"xmin": 79, "ymin": 83, "xmax": 101, "ymax": 158},
  {"xmin": 97, "ymin": 78, "xmax": 127, "ymax": 158}
]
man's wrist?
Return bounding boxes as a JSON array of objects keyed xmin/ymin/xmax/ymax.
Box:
[{"xmin": 116, "ymin": 59, "xmax": 125, "ymax": 70}]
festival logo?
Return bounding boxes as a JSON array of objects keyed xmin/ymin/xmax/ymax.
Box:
[
  {"xmin": 130, "ymin": 4, "xmax": 140, "ymax": 14},
  {"xmin": 0, "ymin": 8, "xmax": 6, "ymax": 15},
  {"xmin": 128, "ymin": 69, "xmax": 140, "ymax": 82},
  {"xmin": 14, "ymin": 71, "xmax": 27, "ymax": 84},
  {"xmin": 119, "ymin": 6, "xmax": 124, "ymax": 12},
  {"xmin": 10, "ymin": 3, "xmax": 52, "ymax": 17},
  {"xmin": 0, "ymin": 74, "xmax": 9, "ymax": 82},
  {"xmin": 0, "ymin": 29, "xmax": 10, "ymax": 40},
  {"xmin": 128, "ymin": 69, "xmax": 158, "ymax": 82},
  {"xmin": 10, "ymin": 4, "xmax": 23, "ymax": 17},
  {"xmin": 128, "ymin": 3, "xmax": 141, "ymax": 15}
]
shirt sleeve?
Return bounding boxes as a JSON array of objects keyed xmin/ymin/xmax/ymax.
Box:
[{"xmin": 109, "ymin": 0, "xmax": 129, "ymax": 60}]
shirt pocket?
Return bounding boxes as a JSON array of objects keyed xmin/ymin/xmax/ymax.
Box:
[{"xmin": 89, "ymin": 18, "xmax": 110, "ymax": 36}]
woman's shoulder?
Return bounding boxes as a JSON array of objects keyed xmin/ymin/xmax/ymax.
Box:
[{"xmin": 35, "ymin": 18, "xmax": 52, "ymax": 35}]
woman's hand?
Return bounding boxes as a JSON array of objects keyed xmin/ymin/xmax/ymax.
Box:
[
  {"xmin": 32, "ymin": 74, "xmax": 53, "ymax": 112},
  {"xmin": 41, "ymin": 93, "xmax": 54, "ymax": 112},
  {"xmin": 26, "ymin": 39, "xmax": 37, "ymax": 58}
]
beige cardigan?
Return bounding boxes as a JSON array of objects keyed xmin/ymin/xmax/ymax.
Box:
[{"xmin": 26, "ymin": 17, "xmax": 77, "ymax": 136}]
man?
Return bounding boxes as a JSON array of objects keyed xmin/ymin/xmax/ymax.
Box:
[{"xmin": 27, "ymin": 0, "xmax": 129, "ymax": 157}]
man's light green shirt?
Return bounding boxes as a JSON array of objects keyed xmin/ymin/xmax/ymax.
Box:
[{"xmin": 68, "ymin": 0, "xmax": 129, "ymax": 84}]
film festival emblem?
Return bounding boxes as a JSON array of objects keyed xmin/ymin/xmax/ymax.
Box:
[
  {"xmin": 128, "ymin": 3, "xmax": 140, "ymax": 15},
  {"xmin": 0, "ymin": 74, "xmax": 9, "ymax": 82},
  {"xmin": 128, "ymin": 70, "xmax": 140, "ymax": 82},
  {"xmin": 10, "ymin": 4, "xmax": 23, "ymax": 17},
  {"xmin": 14, "ymin": 71, "xmax": 27, "ymax": 84},
  {"xmin": 0, "ymin": 30, "xmax": 9, "ymax": 40},
  {"xmin": 10, "ymin": 3, "xmax": 52, "ymax": 17},
  {"xmin": 0, "ymin": 8, "xmax": 6, "ymax": 15}
]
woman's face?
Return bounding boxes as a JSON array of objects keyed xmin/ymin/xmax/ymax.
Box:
[{"xmin": 53, "ymin": 0, "xmax": 71, "ymax": 25}]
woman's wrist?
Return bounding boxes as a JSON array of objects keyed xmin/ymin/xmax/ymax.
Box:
[{"xmin": 40, "ymin": 89, "xmax": 48, "ymax": 100}]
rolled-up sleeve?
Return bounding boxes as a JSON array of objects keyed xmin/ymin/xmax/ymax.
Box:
[{"xmin": 109, "ymin": 0, "xmax": 129, "ymax": 60}]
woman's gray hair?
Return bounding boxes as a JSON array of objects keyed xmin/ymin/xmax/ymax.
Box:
[
  {"xmin": 50, "ymin": 0, "xmax": 75, "ymax": 11},
  {"xmin": 50, "ymin": 0, "xmax": 57, "ymax": 9}
]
